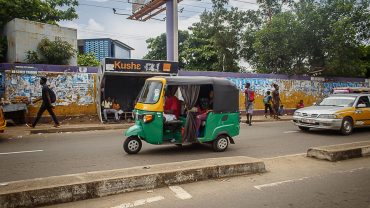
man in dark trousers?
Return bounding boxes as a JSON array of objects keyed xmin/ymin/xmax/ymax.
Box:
[{"xmin": 27, "ymin": 77, "xmax": 60, "ymax": 128}]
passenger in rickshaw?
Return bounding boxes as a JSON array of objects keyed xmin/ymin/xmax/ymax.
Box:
[
  {"xmin": 163, "ymin": 86, "xmax": 180, "ymax": 122},
  {"xmin": 196, "ymin": 90, "xmax": 214, "ymax": 135}
]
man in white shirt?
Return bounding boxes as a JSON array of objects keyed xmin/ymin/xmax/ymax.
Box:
[{"xmin": 102, "ymin": 97, "xmax": 118, "ymax": 121}]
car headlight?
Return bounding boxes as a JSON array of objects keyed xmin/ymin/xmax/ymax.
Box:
[
  {"xmin": 294, "ymin": 111, "xmax": 302, "ymax": 116},
  {"xmin": 318, "ymin": 114, "xmax": 337, "ymax": 119}
]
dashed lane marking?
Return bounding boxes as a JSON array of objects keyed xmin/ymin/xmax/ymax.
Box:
[
  {"xmin": 283, "ymin": 131, "xmax": 299, "ymax": 134},
  {"xmin": 0, "ymin": 150, "xmax": 44, "ymax": 155},
  {"xmin": 254, "ymin": 177, "xmax": 311, "ymax": 190},
  {"xmin": 262, "ymin": 153, "xmax": 306, "ymax": 160},
  {"xmin": 169, "ymin": 186, "xmax": 192, "ymax": 200},
  {"xmin": 110, "ymin": 196, "xmax": 165, "ymax": 208}
]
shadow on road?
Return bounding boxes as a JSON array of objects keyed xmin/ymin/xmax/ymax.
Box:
[{"xmin": 298, "ymin": 127, "xmax": 370, "ymax": 137}]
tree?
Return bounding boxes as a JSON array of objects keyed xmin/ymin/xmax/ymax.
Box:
[
  {"xmin": 246, "ymin": 0, "xmax": 370, "ymax": 77},
  {"xmin": 0, "ymin": 0, "xmax": 78, "ymax": 29},
  {"xmin": 78, "ymin": 53, "xmax": 100, "ymax": 67},
  {"xmin": 143, "ymin": 30, "xmax": 189, "ymax": 68},
  {"xmin": 252, "ymin": 12, "xmax": 307, "ymax": 75},
  {"xmin": 184, "ymin": 0, "xmax": 251, "ymax": 72},
  {"xmin": 26, "ymin": 37, "xmax": 76, "ymax": 65}
]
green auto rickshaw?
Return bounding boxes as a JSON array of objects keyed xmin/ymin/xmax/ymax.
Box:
[{"xmin": 123, "ymin": 76, "xmax": 240, "ymax": 154}]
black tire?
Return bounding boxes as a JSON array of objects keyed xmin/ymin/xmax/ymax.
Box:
[
  {"xmin": 123, "ymin": 136, "xmax": 142, "ymax": 154},
  {"xmin": 212, "ymin": 135, "xmax": 229, "ymax": 152},
  {"xmin": 340, "ymin": 117, "xmax": 353, "ymax": 135},
  {"xmin": 298, "ymin": 126, "xmax": 310, "ymax": 131}
]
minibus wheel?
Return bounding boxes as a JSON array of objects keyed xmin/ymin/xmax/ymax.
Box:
[{"xmin": 123, "ymin": 136, "xmax": 142, "ymax": 154}]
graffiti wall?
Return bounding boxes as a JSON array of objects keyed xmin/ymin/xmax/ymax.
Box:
[
  {"xmin": 1, "ymin": 64, "xmax": 97, "ymax": 117},
  {"xmin": 179, "ymin": 71, "xmax": 370, "ymax": 111}
]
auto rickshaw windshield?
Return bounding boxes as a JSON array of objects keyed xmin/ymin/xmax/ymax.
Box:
[{"xmin": 137, "ymin": 81, "xmax": 163, "ymax": 104}]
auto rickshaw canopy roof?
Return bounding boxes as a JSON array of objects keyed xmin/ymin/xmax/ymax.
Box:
[{"xmin": 163, "ymin": 76, "xmax": 240, "ymax": 113}]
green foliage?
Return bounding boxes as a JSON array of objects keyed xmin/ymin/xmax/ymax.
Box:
[
  {"xmin": 144, "ymin": 31, "xmax": 189, "ymax": 68},
  {"xmin": 25, "ymin": 50, "xmax": 42, "ymax": 64},
  {"xmin": 0, "ymin": 0, "xmax": 78, "ymax": 29},
  {"xmin": 0, "ymin": 36, "xmax": 6, "ymax": 62},
  {"xmin": 143, "ymin": 0, "xmax": 370, "ymax": 77},
  {"xmin": 25, "ymin": 37, "xmax": 75, "ymax": 65},
  {"xmin": 37, "ymin": 37, "xmax": 76, "ymax": 65},
  {"xmin": 78, "ymin": 53, "xmax": 100, "ymax": 66}
]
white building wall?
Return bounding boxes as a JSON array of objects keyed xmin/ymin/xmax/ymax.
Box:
[
  {"xmin": 114, "ymin": 45, "xmax": 131, "ymax": 59},
  {"xmin": 3, "ymin": 18, "xmax": 77, "ymax": 65}
]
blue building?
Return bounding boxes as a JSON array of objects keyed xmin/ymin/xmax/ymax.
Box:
[{"xmin": 78, "ymin": 38, "xmax": 134, "ymax": 61}]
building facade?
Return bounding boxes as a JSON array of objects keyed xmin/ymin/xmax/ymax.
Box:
[
  {"xmin": 3, "ymin": 18, "xmax": 77, "ymax": 65},
  {"xmin": 78, "ymin": 38, "xmax": 134, "ymax": 61}
]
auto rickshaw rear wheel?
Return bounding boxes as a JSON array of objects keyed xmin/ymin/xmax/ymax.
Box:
[
  {"xmin": 213, "ymin": 135, "xmax": 229, "ymax": 152},
  {"xmin": 123, "ymin": 136, "xmax": 142, "ymax": 154}
]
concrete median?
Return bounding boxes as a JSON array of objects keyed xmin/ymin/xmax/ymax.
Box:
[
  {"xmin": 0, "ymin": 156, "xmax": 265, "ymax": 208},
  {"xmin": 307, "ymin": 141, "xmax": 370, "ymax": 162}
]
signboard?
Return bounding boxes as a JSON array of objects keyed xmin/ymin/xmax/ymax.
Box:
[
  {"xmin": 104, "ymin": 58, "xmax": 178, "ymax": 74},
  {"xmin": 131, "ymin": 0, "xmax": 148, "ymax": 14}
]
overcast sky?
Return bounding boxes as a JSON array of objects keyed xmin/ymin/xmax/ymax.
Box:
[{"xmin": 59, "ymin": 0, "xmax": 259, "ymax": 59}]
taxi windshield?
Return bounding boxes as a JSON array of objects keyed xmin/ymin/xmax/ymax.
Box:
[
  {"xmin": 137, "ymin": 81, "xmax": 163, "ymax": 104},
  {"xmin": 319, "ymin": 96, "xmax": 356, "ymax": 107}
]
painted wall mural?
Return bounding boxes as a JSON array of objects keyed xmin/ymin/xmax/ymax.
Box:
[
  {"xmin": 5, "ymin": 70, "xmax": 96, "ymax": 117},
  {"xmin": 5, "ymin": 71, "xmax": 94, "ymax": 106},
  {"xmin": 227, "ymin": 77, "xmax": 369, "ymax": 111}
]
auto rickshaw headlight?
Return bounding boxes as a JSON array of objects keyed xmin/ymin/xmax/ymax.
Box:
[{"xmin": 143, "ymin": 114, "xmax": 154, "ymax": 123}]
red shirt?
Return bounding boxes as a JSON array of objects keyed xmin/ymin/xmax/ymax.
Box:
[
  {"xmin": 164, "ymin": 96, "xmax": 180, "ymax": 119},
  {"xmin": 297, "ymin": 103, "xmax": 304, "ymax": 109}
]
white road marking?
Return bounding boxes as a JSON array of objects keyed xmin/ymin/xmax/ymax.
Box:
[
  {"xmin": 169, "ymin": 186, "xmax": 192, "ymax": 200},
  {"xmin": 110, "ymin": 196, "xmax": 164, "ymax": 208},
  {"xmin": 262, "ymin": 153, "xmax": 306, "ymax": 160},
  {"xmin": 0, "ymin": 150, "xmax": 44, "ymax": 155},
  {"xmin": 254, "ymin": 177, "xmax": 311, "ymax": 190},
  {"xmin": 283, "ymin": 130, "xmax": 299, "ymax": 134}
]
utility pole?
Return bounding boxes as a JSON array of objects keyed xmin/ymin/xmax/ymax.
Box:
[{"xmin": 166, "ymin": 0, "xmax": 178, "ymax": 62}]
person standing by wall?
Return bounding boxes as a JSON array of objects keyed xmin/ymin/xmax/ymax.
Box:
[
  {"xmin": 244, "ymin": 83, "xmax": 255, "ymax": 126},
  {"xmin": 263, "ymin": 91, "xmax": 273, "ymax": 118},
  {"xmin": 272, "ymin": 83, "xmax": 281, "ymax": 120},
  {"xmin": 27, "ymin": 77, "xmax": 59, "ymax": 128}
]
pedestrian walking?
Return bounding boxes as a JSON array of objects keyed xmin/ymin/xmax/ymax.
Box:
[
  {"xmin": 263, "ymin": 91, "xmax": 273, "ymax": 118},
  {"xmin": 272, "ymin": 83, "xmax": 281, "ymax": 120},
  {"xmin": 27, "ymin": 77, "xmax": 60, "ymax": 128},
  {"xmin": 244, "ymin": 83, "xmax": 255, "ymax": 126}
]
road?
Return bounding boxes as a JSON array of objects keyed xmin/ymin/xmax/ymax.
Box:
[
  {"xmin": 1, "ymin": 121, "xmax": 370, "ymax": 182},
  {"xmin": 46, "ymin": 156, "xmax": 370, "ymax": 208}
]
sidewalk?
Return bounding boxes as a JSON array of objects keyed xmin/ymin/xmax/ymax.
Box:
[{"xmin": 2, "ymin": 115, "xmax": 292, "ymax": 138}]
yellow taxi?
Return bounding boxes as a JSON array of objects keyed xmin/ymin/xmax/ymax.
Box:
[{"xmin": 293, "ymin": 88, "xmax": 370, "ymax": 135}]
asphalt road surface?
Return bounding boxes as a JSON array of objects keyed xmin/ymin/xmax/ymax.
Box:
[{"xmin": 1, "ymin": 121, "xmax": 370, "ymax": 182}]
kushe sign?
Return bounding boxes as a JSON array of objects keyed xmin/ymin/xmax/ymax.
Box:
[{"xmin": 104, "ymin": 58, "xmax": 179, "ymax": 74}]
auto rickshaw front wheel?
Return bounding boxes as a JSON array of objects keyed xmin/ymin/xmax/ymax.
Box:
[
  {"xmin": 212, "ymin": 135, "xmax": 229, "ymax": 152},
  {"xmin": 123, "ymin": 136, "xmax": 142, "ymax": 154}
]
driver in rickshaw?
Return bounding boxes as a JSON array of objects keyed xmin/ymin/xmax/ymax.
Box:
[{"xmin": 163, "ymin": 86, "xmax": 180, "ymax": 122}]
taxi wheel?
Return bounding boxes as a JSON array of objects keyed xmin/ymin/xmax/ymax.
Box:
[
  {"xmin": 123, "ymin": 136, "xmax": 142, "ymax": 154},
  {"xmin": 298, "ymin": 126, "xmax": 310, "ymax": 131},
  {"xmin": 212, "ymin": 135, "xmax": 229, "ymax": 152},
  {"xmin": 340, "ymin": 117, "xmax": 353, "ymax": 136}
]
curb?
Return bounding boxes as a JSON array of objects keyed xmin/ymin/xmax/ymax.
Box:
[
  {"xmin": 0, "ymin": 156, "xmax": 265, "ymax": 208},
  {"xmin": 29, "ymin": 124, "xmax": 132, "ymax": 134},
  {"xmin": 307, "ymin": 141, "xmax": 370, "ymax": 162}
]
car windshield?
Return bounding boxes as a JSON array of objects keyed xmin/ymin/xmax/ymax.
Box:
[
  {"xmin": 137, "ymin": 81, "xmax": 163, "ymax": 104},
  {"xmin": 318, "ymin": 96, "xmax": 356, "ymax": 107}
]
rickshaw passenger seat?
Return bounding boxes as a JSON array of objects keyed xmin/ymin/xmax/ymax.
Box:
[{"xmin": 164, "ymin": 120, "xmax": 183, "ymax": 131}]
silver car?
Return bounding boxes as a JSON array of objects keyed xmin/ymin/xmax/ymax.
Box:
[{"xmin": 293, "ymin": 93, "xmax": 370, "ymax": 135}]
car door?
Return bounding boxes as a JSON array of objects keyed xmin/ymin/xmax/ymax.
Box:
[{"xmin": 354, "ymin": 95, "xmax": 370, "ymax": 126}]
